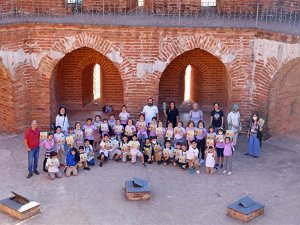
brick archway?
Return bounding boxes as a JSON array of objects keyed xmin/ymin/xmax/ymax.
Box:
[
  {"xmin": 154, "ymin": 34, "xmax": 251, "ymax": 128},
  {"xmin": 159, "ymin": 48, "xmax": 231, "ymax": 112},
  {"xmin": 266, "ymin": 57, "xmax": 300, "ymax": 137},
  {"xmin": 0, "ymin": 62, "xmax": 15, "ymax": 133},
  {"xmin": 50, "ymin": 47, "xmax": 124, "ymax": 123}
]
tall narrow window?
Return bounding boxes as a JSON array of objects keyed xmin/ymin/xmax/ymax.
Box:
[
  {"xmin": 138, "ymin": 0, "xmax": 144, "ymax": 7},
  {"xmin": 184, "ymin": 65, "xmax": 192, "ymax": 101},
  {"xmin": 93, "ymin": 64, "xmax": 101, "ymax": 100},
  {"xmin": 201, "ymin": 0, "xmax": 217, "ymax": 7}
]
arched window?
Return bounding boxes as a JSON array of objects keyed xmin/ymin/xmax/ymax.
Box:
[
  {"xmin": 93, "ymin": 64, "xmax": 101, "ymax": 100},
  {"xmin": 184, "ymin": 65, "xmax": 192, "ymax": 101},
  {"xmin": 201, "ymin": 0, "xmax": 217, "ymax": 7},
  {"xmin": 138, "ymin": 0, "xmax": 144, "ymax": 7}
]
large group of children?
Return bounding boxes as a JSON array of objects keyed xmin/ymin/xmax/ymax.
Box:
[{"xmin": 40, "ymin": 105, "xmax": 235, "ymax": 180}]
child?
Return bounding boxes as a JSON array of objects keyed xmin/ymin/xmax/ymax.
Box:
[
  {"xmin": 46, "ymin": 151, "xmax": 62, "ymax": 180},
  {"xmin": 114, "ymin": 119, "xmax": 124, "ymax": 143},
  {"xmin": 77, "ymin": 146, "xmax": 91, "ymax": 170},
  {"xmin": 178, "ymin": 143, "xmax": 188, "ymax": 170},
  {"xmin": 66, "ymin": 127, "xmax": 76, "ymax": 150},
  {"xmin": 74, "ymin": 121, "xmax": 84, "ymax": 149},
  {"xmin": 128, "ymin": 134, "xmax": 146, "ymax": 166},
  {"xmin": 40, "ymin": 133, "xmax": 54, "ymax": 172},
  {"xmin": 206, "ymin": 126, "xmax": 216, "ymax": 149},
  {"xmin": 156, "ymin": 120, "xmax": 166, "ymax": 147},
  {"xmin": 136, "ymin": 114, "xmax": 148, "ymax": 150},
  {"xmin": 173, "ymin": 142, "xmax": 181, "ymax": 166},
  {"xmin": 151, "ymin": 137, "xmax": 162, "ymax": 165},
  {"xmin": 109, "ymin": 133, "xmax": 122, "ymax": 161},
  {"xmin": 54, "ymin": 126, "xmax": 66, "ymax": 167},
  {"xmin": 143, "ymin": 138, "xmax": 153, "ymax": 164},
  {"xmin": 93, "ymin": 115, "xmax": 102, "ymax": 150},
  {"xmin": 99, "ymin": 134, "xmax": 112, "ymax": 167},
  {"xmin": 148, "ymin": 117, "xmax": 158, "ymax": 139},
  {"xmin": 205, "ymin": 146, "xmax": 217, "ymax": 175},
  {"xmin": 120, "ymin": 135, "xmax": 130, "ymax": 163},
  {"xmin": 125, "ymin": 118, "xmax": 136, "ymax": 141},
  {"xmin": 186, "ymin": 120, "xmax": 195, "ymax": 142},
  {"xmin": 174, "ymin": 121, "xmax": 186, "ymax": 146},
  {"xmin": 165, "ymin": 122, "xmax": 174, "ymax": 144},
  {"xmin": 162, "ymin": 140, "xmax": 174, "ymax": 166},
  {"xmin": 215, "ymin": 128, "xmax": 225, "ymax": 169},
  {"xmin": 223, "ymin": 137, "xmax": 234, "ymax": 176},
  {"xmin": 195, "ymin": 121, "xmax": 207, "ymax": 164},
  {"xmin": 187, "ymin": 140, "xmax": 200, "ymax": 174},
  {"xmin": 66, "ymin": 147, "xmax": 79, "ymax": 177},
  {"xmin": 83, "ymin": 118, "xmax": 97, "ymax": 146},
  {"xmin": 83, "ymin": 139, "xmax": 95, "ymax": 166},
  {"xmin": 119, "ymin": 105, "xmax": 130, "ymax": 128},
  {"xmin": 100, "ymin": 119, "xmax": 110, "ymax": 137},
  {"xmin": 108, "ymin": 114, "xmax": 116, "ymax": 134}
]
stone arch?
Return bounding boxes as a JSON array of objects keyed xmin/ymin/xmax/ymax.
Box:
[
  {"xmin": 50, "ymin": 47, "xmax": 124, "ymax": 123},
  {"xmin": 266, "ymin": 57, "xmax": 300, "ymax": 137},
  {"xmin": 0, "ymin": 62, "xmax": 15, "ymax": 133},
  {"xmin": 39, "ymin": 32, "xmax": 132, "ymax": 79}
]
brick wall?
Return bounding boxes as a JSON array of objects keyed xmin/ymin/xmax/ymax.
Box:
[
  {"xmin": 50, "ymin": 47, "xmax": 124, "ymax": 123},
  {"xmin": 0, "ymin": 23, "xmax": 299, "ymax": 137},
  {"xmin": 0, "ymin": 64, "xmax": 15, "ymax": 133},
  {"xmin": 159, "ymin": 48, "xmax": 228, "ymax": 112},
  {"xmin": 267, "ymin": 58, "xmax": 300, "ymax": 137},
  {"xmin": 1, "ymin": 0, "xmax": 298, "ymax": 15}
]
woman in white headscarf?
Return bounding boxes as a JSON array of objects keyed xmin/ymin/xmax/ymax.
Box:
[
  {"xmin": 189, "ymin": 103, "xmax": 203, "ymax": 126},
  {"xmin": 227, "ymin": 103, "xmax": 241, "ymax": 146}
]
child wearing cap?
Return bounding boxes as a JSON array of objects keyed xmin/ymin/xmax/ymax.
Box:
[
  {"xmin": 187, "ymin": 140, "xmax": 200, "ymax": 174},
  {"xmin": 46, "ymin": 151, "xmax": 63, "ymax": 180}
]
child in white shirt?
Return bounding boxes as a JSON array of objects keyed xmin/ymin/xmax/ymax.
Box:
[
  {"xmin": 128, "ymin": 134, "xmax": 146, "ymax": 166},
  {"xmin": 46, "ymin": 151, "xmax": 63, "ymax": 180},
  {"xmin": 187, "ymin": 140, "xmax": 200, "ymax": 174}
]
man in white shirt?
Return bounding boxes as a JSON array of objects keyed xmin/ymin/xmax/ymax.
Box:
[{"xmin": 142, "ymin": 98, "xmax": 159, "ymax": 125}]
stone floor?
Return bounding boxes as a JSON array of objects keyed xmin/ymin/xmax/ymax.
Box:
[{"xmin": 0, "ymin": 131, "xmax": 300, "ymax": 225}]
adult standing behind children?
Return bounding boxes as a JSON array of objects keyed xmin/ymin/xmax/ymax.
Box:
[
  {"xmin": 227, "ymin": 103, "xmax": 241, "ymax": 145},
  {"xmin": 24, "ymin": 120, "xmax": 41, "ymax": 179},
  {"xmin": 189, "ymin": 103, "xmax": 203, "ymax": 126},
  {"xmin": 55, "ymin": 106, "xmax": 69, "ymax": 136},
  {"xmin": 163, "ymin": 101, "xmax": 179, "ymax": 128},
  {"xmin": 210, "ymin": 103, "xmax": 224, "ymax": 132},
  {"xmin": 142, "ymin": 98, "xmax": 159, "ymax": 125}
]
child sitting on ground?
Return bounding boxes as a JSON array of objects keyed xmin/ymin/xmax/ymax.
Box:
[
  {"xmin": 151, "ymin": 137, "xmax": 163, "ymax": 165},
  {"xmin": 120, "ymin": 135, "xmax": 130, "ymax": 163},
  {"xmin": 128, "ymin": 134, "xmax": 146, "ymax": 166},
  {"xmin": 162, "ymin": 140, "xmax": 174, "ymax": 166},
  {"xmin": 109, "ymin": 133, "xmax": 122, "ymax": 161},
  {"xmin": 66, "ymin": 147, "xmax": 79, "ymax": 177},
  {"xmin": 99, "ymin": 134, "xmax": 112, "ymax": 167},
  {"xmin": 205, "ymin": 146, "xmax": 217, "ymax": 175},
  {"xmin": 83, "ymin": 139, "xmax": 95, "ymax": 166},
  {"xmin": 46, "ymin": 151, "xmax": 62, "ymax": 180},
  {"xmin": 187, "ymin": 140, "xmax": 200, "ymax": 174},
  {"xmin": 77, "ymin": 146, "xmax": 91, "ymax": 171},
  {"xmin": 178, "ymin": 143, "xmax": 188, "ymax": 170},
  {"xmin": 41, "ymin": 132, "xmax": 54, "ymax": 172},
  {"xmin": 173, "ymin": 142, "xmax": 181, "ymax": 167},
  {"xmin": 143, "ymin": 138, "xmax": 153, "ymax": 164}
]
